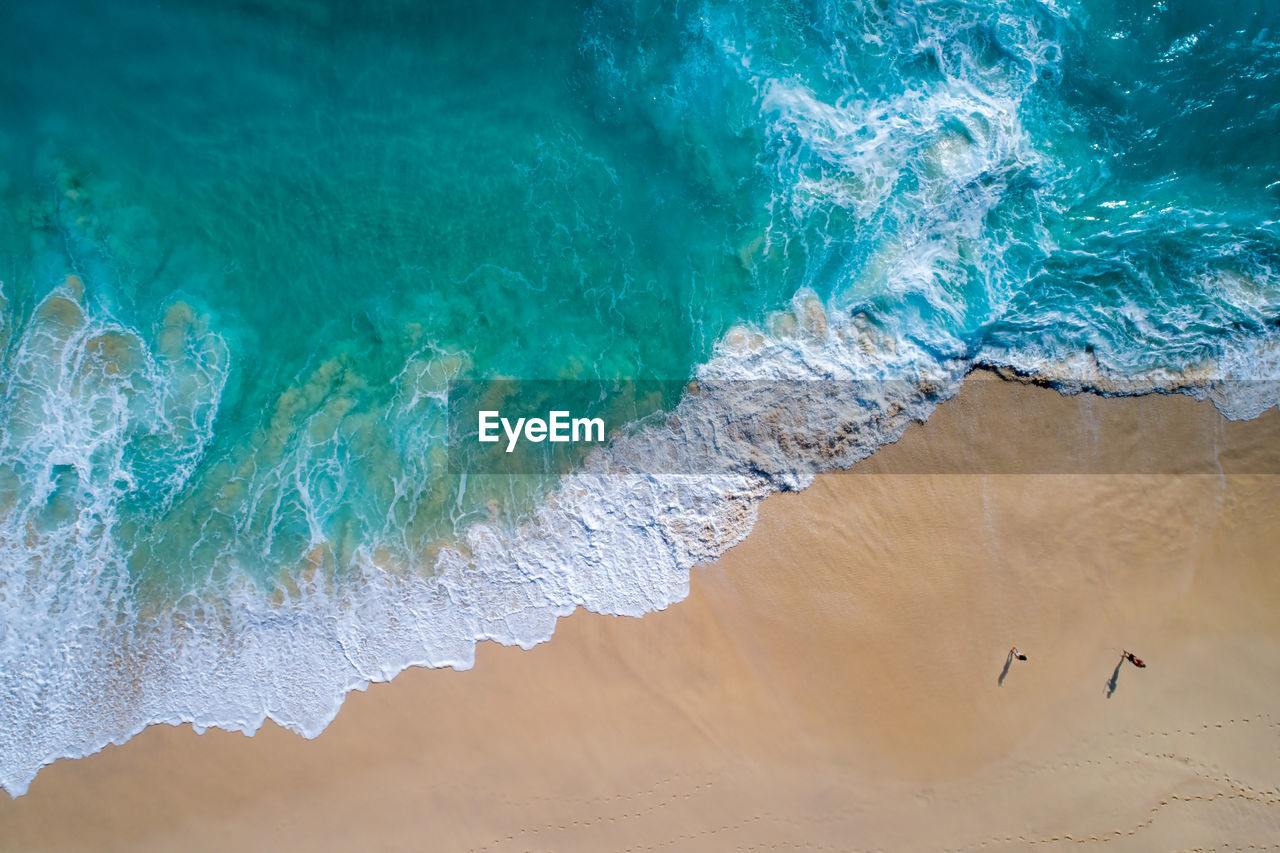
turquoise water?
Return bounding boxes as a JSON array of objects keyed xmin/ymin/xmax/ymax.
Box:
[
  {"xmin": 0, "ymin": 0, "xmax": 777, "ymax": 589},
  {"xmin": 2, "ymin": 0, "xmax": 1278, "ymax": 795}
]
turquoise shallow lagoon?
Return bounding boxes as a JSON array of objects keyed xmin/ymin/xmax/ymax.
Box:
[{"xmin": 2, "ymin": 0, "xmax": 1278, "ymax": 795}]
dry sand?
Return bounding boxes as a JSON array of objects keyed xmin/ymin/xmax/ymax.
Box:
[{"xmin": 3, "ymin": 374, "xmax": 1279, "ymax": 851}]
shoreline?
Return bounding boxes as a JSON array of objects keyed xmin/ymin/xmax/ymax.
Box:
[{"xmin": 3, "ymin": 373, "xmax": 1279, "ymax": 850}]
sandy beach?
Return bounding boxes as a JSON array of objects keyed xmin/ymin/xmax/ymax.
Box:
[{"xmin": 3, "ymin": 373, "xmax": 1279, "ymax": 851}]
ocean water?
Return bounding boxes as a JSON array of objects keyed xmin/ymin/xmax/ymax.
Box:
[{"xmin": 2, "ymin": 0, "xmax": 1278, "ymax": 795}]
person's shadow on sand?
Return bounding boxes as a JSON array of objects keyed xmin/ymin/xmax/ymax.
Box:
[
  {"xmin": 1105, "ymin": 650, "xmax": 1146, "ymax": 697},
  {"xmin": 1104, "ymin": 657, "xmax": 1124, "ymax": 698},
  {"xmin": 998, "ymin": 649, "xmax": 1016, "ymax": 686}
]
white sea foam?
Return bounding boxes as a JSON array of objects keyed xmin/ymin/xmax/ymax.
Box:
[
  {"xmin": 0, "ymin": 282, "xmax": 969, "ymax": 796},
  {"xmin": 980, "ymin": 322, "xmax": 1280, "ymax": 421},
  {"xmin": 0, "ymin": 280, "xmax": 229, "ymax": 795}
]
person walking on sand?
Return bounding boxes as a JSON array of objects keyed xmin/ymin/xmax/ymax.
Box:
[
  {"xmin": 1123, "ymin": 650, "xmax": 1146, "ymax": 668},
  {"xmin": 1010, "ymin": 646, "xmax": 1027, "ymax": 661}
]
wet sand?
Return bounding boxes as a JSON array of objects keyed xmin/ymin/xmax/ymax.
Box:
[{"xmin": 3, "ymin": 374, "xmax": 1279, "ymax": 851}]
